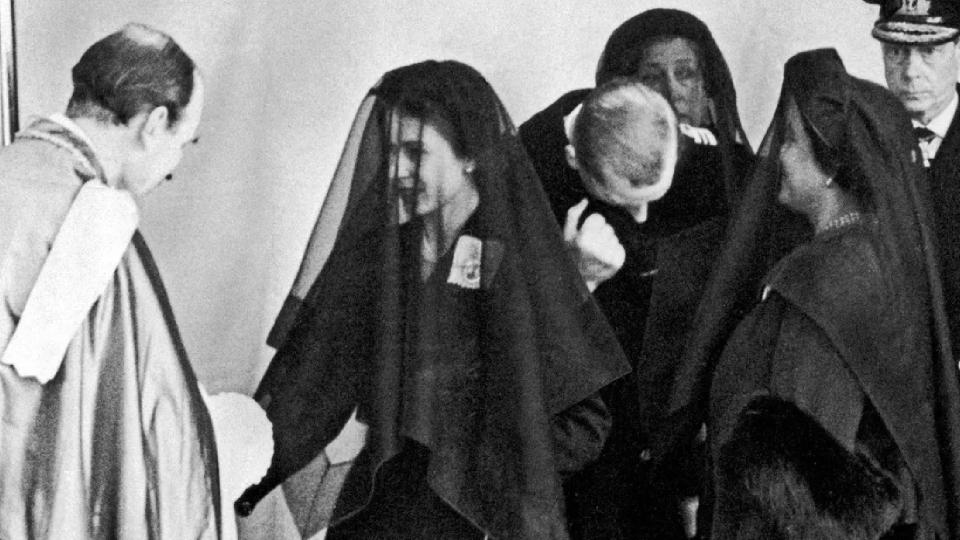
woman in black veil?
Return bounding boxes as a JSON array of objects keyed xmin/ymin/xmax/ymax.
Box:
[
  {"xmin": 663, "ymin": 49, "xmax": 960, "ymax": 539},
  {"xmin": 234, "ymin": 60, "xmax": 629, "ymax": 539},
  {"xmin": 520, "ymin": 8, "xmax": 753, "ymax": 225}
]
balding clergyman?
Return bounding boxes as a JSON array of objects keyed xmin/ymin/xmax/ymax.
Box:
[{"xmin": 0, "ymin": 24, "xmax": 219, "ymax": 539}]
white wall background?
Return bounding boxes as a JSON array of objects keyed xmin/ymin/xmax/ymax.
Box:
[{"xmin": 17, "ymin": 1, "xmax": 884, "ymax": 394}]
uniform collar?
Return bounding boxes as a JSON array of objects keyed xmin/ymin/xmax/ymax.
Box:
[{"xmin": 913, "ymin": 91, "xmax": 959, "ymax": 139}]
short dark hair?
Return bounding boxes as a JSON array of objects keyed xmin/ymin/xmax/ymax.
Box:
[
  {"xmin": 572, "ymin": 77, "xmax": 677, "ymax": 188},
  {"xmin": 67, "ymin": 23, "xmax": 195, "ymax": 127}
]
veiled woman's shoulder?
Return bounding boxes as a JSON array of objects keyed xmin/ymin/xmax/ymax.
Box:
[{"xmin": 766, "ymin": 226, "xmax": 888, "ymax": 314}]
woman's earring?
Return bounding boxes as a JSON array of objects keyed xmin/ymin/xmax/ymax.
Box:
[
  {"xmin": 824, "ymin": 177, "xmax": 833, "ymax": 187},
  {"xmin": 464, "ymin": 163, "xmax": 475, "ymax": 175}
]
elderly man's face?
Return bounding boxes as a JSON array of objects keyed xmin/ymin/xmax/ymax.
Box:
[
  {"xmin": 637, "ymin": 36, "xmax": 709, "ymax": 127},
  {"xmin": 882, "ymin": 40, "xmax": 960, "ymax": 124}
]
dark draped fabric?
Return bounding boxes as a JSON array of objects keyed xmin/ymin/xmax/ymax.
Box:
[
  {"xmin": 709, "ymin": 221, "xmax": 915, "ymax": 538},
  {"xmin": 924, "ymin": 85, "xmax": 960, "ymax": 362},
  {"xmin": 519, "ymin": 9, "xmax": 752, "ymax": 227},
  {"xmin": 662, "ymin": 49, "xmax": 960, "ymax": 539},
  {"xmin": 237, "ymin": 60, "xmax": 629, "ymax": 539},
  {"xmin": 595, "ymin": 8, "xmax": 749, "ymax": 156},
  {"xmin": 518, "ymin": 89, "xmax": 590, "ymax": 226}
]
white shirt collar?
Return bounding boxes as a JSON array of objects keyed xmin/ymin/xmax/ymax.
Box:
[
  {"xmin": 46, "ymin": 113, "xmax": 100, "ymax": 156},
  {"xmin": 563, "ymin": 103, "xmax": 582, "ymax": 143},
  {"xmin": 913, "ymin": 91, "xmax": 959, "ymax": 139}
]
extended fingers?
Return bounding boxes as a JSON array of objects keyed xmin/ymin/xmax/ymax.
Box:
[{"xmin": 563, "ymin": 198, "xmax": 589, "ymax": 240}]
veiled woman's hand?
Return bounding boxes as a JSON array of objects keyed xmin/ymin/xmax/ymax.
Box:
[{"xmin": 564, "ymin": 199, "xmax": 626, "ymax": 292}]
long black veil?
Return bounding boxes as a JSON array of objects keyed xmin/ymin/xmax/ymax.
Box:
[
  {"xmin": 596, "ymin": 8, "xmax": 752, "ymax": 204},
  {"xmin": 662, "ymin": 49, "xmax": 960, "ymax": 537},
  {"xmin": 239, "ymin": 60, "xmax": 629, "ymax": 538},
  {"xmin": 520, "ymin": 9, "xmax": 753, "ymax": 232}
]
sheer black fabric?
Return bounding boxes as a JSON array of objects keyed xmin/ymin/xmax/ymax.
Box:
[
  {"xmin": 520, "ymin": 9, "xmax": 752, "ymax": 227},
  {"xmin": 596, "ymin": 8, "xmax": 749, "ymax": 153},
  {"xmin": 237, "ymin": 60, "xmax": 629, "ymax": 539},
  {"xmin": 517, "ymin": 10, "xmax": 754, "ymax": 540},
  {"xmin": 662, "ymin": 49, "xmax": 960, "ymax": 538}
]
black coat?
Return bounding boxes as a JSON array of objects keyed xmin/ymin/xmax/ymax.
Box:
[
  {"xmin": 664, "ymin": 52, "xmax": 960, "ymax": 539},
  {"xmin": 519, "ymin": 89, "xmax": 752, "ymax": 540},
  {"xmin": 708, "ymin": 223, "xmax": 914, "ymax": 538},
  {"xmin": 925, "ymin": 85, "xmax": 960, "ymax": 349}
]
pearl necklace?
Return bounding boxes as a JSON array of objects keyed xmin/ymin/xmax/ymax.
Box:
[{"xmin": 821, "ymin": 211, "xmax": 862, "ymax": 233}]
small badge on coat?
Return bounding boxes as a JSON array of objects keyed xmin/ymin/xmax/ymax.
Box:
[{"xmin": 448, "ymin": 235, "xmax": 483, "ymax": 289}]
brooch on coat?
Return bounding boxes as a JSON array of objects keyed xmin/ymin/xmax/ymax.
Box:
[{"xmin": 447, "ymin": 235, "xmax": 503, "ymax": 290}]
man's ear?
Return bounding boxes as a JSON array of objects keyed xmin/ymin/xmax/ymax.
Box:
[
  {"xmin": 564, "ymin": 144, "xmax": 579, "ymax": 171},
  {"xmin": 139, "ymin": 106, "xmax": 170, "ymax": 149}
]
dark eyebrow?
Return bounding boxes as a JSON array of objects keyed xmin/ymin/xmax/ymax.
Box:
[{"xmin": 396, "ymin": 139, "xmax": 423, "ymax": 150}]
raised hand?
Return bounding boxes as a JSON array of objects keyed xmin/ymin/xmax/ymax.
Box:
[{"xmin": 563, "ymin": 198, "xmax": 626, "ymax": 292}]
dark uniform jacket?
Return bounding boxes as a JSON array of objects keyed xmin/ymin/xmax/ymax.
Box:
[{"xmin": 924, "ymin": 85, "xmax": 960, "ymax": 351}]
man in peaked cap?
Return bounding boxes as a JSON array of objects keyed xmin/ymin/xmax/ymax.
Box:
[
  {"xmin": 867, "ymin": 0, "xmax": 960, "ymax": 354},
  {"xmin": 865, "ymin": 1, "xmax": 960, "ymax": 538},
  {"xmin": 872, "ymin": 0, "xmax": 960, "ymax": 44}
]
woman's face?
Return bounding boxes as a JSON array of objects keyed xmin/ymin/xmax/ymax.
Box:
[
  {"xmin": 389, "ymin": 112, "xmax": 476, "ymax": 221},
  {"xmin": 777, "ymin": 100, "xmax": 832, "ymax": 215},
  {"xmin": 637, "ymin": 36, "xmax": 709, "ymax": 127}
]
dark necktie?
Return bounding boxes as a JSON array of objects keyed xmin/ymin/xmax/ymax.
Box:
[
  {"xmin": 915, "ymin": 126, "xmax": 937, "ymax": 145},
  {"xmin": 915, "ymin": 127, "xmax": 937, "ymax": 168}
]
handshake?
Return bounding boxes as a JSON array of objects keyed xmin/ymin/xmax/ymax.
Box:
[{"xmin": 563, "ymin": 198, "xmax": 626, "ymax": 292}]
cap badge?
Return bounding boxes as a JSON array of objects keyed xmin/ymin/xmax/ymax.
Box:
[{"xmin": 898, "ymin": 0, "xmax": 932, "ymax": 16}]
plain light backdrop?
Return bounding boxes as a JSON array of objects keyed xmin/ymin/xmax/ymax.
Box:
[{"xmin": 17, "ymin": 1, "xmax": 888, "ymax": 393}]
